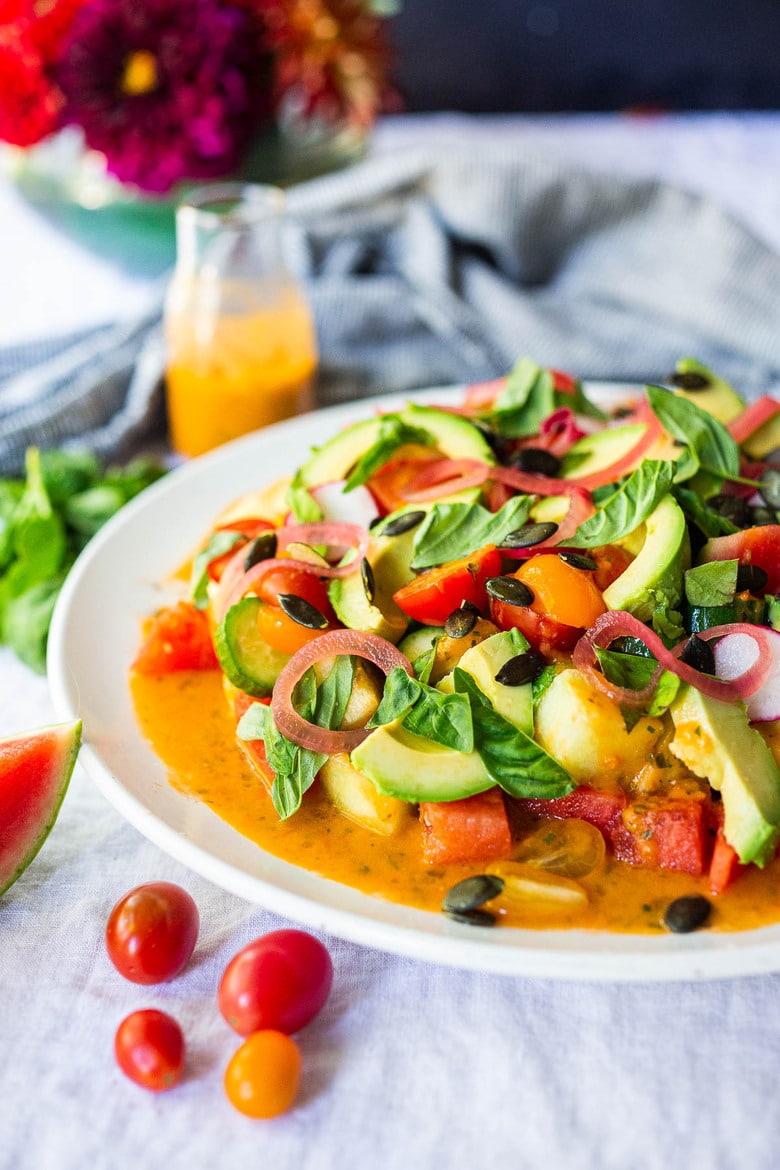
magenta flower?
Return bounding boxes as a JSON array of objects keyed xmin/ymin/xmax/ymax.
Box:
[{"xmin": 56, "ymin": 0, "xmax": 271, "ymax": 193}]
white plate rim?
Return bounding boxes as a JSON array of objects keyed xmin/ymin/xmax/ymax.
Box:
[{"xmin": 47, "ymin": 383, "xmax": 780, "ymax": 982}]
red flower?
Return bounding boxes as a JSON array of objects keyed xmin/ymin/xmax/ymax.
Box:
[{"xmin": 0, "ymin": 26, "xmax": 62, "ymax": 146}]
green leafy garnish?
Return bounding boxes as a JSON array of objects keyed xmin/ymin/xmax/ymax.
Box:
[
  {"xmin": 237, "ymin": 656, "xmax": 356, "ymax": 820},
  {"xmin": 684, "ymin": 559, "xmax": 739, "ymax": 608},
  {"xmin": 673, "ymin": 487, "xmax": 740, "ymax": 538},
  {"xmin": 568, "ymin": 460, "xmax": 674, "ymax": 547},
  {"xmin": 593, "ymin": 646, "xmax": 680, "ymax": 719},
  {"xmin": 652, "ymin": 599, "xmax": 686, "ymax": 647},
  {"xmin": 367, "ymin": 666, "xmax": 473, "ymax": 753},
  {"xmin": 190, "ymin": 531, "xmax": 245, "ymax": 609},
  {"xmin": 480, "ymin": 357, "xmax": 605, "ymax": 437},
  {"xmin": 286, "ymin": 469, "xmax": 323, "ymax": 524},
  {"xmin": 411, "ymin": 496, "xmax": 531, "ymax": 570},
  {"xmin": 0, "ymin": 447, "xmax": 164, "ymax": 673},
  {"xmin": 344, "ymin": 416, "xmax": 435, "ymax": 491},
  {"xmin": 646, "ymin": 385, "xmax": 740, "ymax": 487},
  {"xmin": 452, "ymin": 668, "xmax": 574, "ymax": 798}
]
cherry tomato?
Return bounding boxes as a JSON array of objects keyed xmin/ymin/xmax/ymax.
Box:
[
  {"xmin": 490, "ymin": 602, "xmax": 582, "ymax": 655},
  {"xmin": 224, "ymin": 1031, "xmax": 302, "ymax": 1119},
  {"xmin": 255, "ymin": 566, "xmax": 335, "ymax": 617},
  {"xmin": 132, "ymin": 602, "xmax": 218, "ymax": 674},
  {"xmin": 255, "ymin": 601, "xmax": 330, "ymax": 655},
  {"xmin": 218, "ymin": 929, "xmax": 333, "ymax": 1036},
  {"xmin": 393, "ymin": 544, "xmax": 502, "ymax": 625},
  {"xmin": 115, "ymin": 1009, "xmax": 185, "ymax": 1092},
  {"xmin": 491, "ymin": 554, "xmax": 606, "ymax": 654},
  {"xmin": 106, "ymin": 882, "xmax": 199, "ymax": 985},
  {"xmin": 700, "ymin": 524, "xmax": 780, "ymax": 592},
  {"xmin": 586, "ymin": 543, "xmax": 634, "ymax": 592}
]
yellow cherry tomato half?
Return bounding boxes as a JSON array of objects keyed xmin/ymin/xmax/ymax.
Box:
[{"xmin": 224, "ymin": 1030, "xmax": 302, "ymax": 1119}]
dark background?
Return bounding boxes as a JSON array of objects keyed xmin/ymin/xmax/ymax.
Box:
[{"xmin": 388, "ymin": 1, "xmax": 780, "ymax": 112}]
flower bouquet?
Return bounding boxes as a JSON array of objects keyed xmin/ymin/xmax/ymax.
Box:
[{"xmin": 0, "ymin": 0, "xmax": 397, "ymax": 204}]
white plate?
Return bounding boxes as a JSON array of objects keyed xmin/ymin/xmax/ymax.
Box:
[{"xmin": 48, "ymin": 386, "xmax": 780, "ymax": 981}]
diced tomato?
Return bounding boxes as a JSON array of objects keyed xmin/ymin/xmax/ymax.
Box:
[
  {"xmin": 254, "ymin": 566, "xmax": 335, "ymax": 625},
  {"xmin": 393, "ymin": 544, "xmax": 502, "ymax": 625},
  {"xmin": 255, "ymin": 603, "xmax": 331, "ymax": 655},
  {"xmin": 420, "ymin": 788, "xmax": 512, "ymax": 866},
  {"xmin": 707, "ymin": 805, "xmax": 745, "ymax": 895},
  {"xmin": 611, "ymin": 795, "xmax": 711, "ymax": 877},
  {"xmin": 133, "ymin": 602, "xmax": 218, "ymax": 674},
  {"xmin": 699, "ymin": 526, "xmax": 780, "ymax": 593},
  {"xmin": 516, "ymin": 786, "xmax": 627, "ymax": 835},
  {"xmin": 367, "ymin": 446, "xmax": 442, "ymax": 514},
  {"xmin": 550, "ymin": 369, "xmax": 577, "ymax": 394},
  {"xmin": 490, "ymin": 554, "xmax": 606, "ymax": 654}
]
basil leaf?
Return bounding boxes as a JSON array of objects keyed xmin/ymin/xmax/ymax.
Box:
[
  {"xmin": 412, "ymin": 644, "xmax": 438, "ymax": 684},
  {"xmin": 403, "ymin": 687, "xmax": 474, "ymax": 753},
  {"xmin": 189, "ymin": 530, "xmax": 244, "ymax": 609},
  {"xmin": 487, "ymin": 358, "xmax": 556, "ymax": 438},
  {"xmin": 652, "ymin": 600, "xmax": 686, "ymax": 647},
  {"xmin": 314, "ymin": 654, "xmax": 356, "ymax": 730},
  {"xmin": 568, "ymin": 460, "xmax": 674, "ymax": 548},
  {"xmin": 673, "ymin": 487, "xmax": 740, "ymax": 538},
  {"xmin": 532, "ymin": 664, "xmax": 557, "ymax": 706},
  {"xmin": 453, "ymin": 669, "xmax": 574, "ymax": 798},
  {"xmin": 411, "ymin": 496, "xmax": 531, "ymax": 570},
  {"xmin": 646, "ymin": 385, "xmax": 740, "ymax": 484},
  {"xmin": 593, "ymin": 646, "xmax": 680, "ymax": 720},
  {"xmin": 366, "ymin": 667, "xmax": 422, "ymax": 727},
  {"xmin": 3, "ymin": 575, "xmax": 65, "ymax": 674},
  {"xmin": 287, "ymin": 469, "xmax": 323, "ymax": 524},
  {"xmin": 684, "ymin": 560, "xmax": 739, "ymax": 608},
  {"xmin": 344, "ymin": 416, "xmax": 435, "ymax": 491}
]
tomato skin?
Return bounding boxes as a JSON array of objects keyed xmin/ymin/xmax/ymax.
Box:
[
  {"xmin": 218, "ymin": 929, "xmax": 333, "ymax": 1037},
  {"xmin": 224, "ymin": 1031, "xmax": 302, "ymax": 1119},
  {"xmin": 115, "ymin": 1010, "xmax": 185, "ymax": 1092},
  {"xmin": 491, "ymin": 554, "xmax": 606, "ymax": 654},
  {"xmin": 106, "ymin": 882, "xmax": 199, "ymax": 985},
  {"xmin": 366, "ymin": 445, "xmax": 441, "ymax": 514},
  {"xmin": 393, "ymin": 545, "xmax": 502, "ymax": 625},
  {"xmin": 255, "ymin": 602, "xmax": 330, "ymax": 655},
  {"xmin": 255, "ymin": 567, "xmax": 334, "ymax": 618},
  {"xmin": 132, "ymin": 602, "xmax": 218, "ymax": 674},
  {"xmin": 490, "ymin": 599, "xmax": 582, "ymax": 654}
]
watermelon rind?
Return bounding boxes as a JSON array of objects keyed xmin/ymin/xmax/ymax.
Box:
[{"xmin": 0, "ymin": 719, "xmax": 82, "ymax": 898}]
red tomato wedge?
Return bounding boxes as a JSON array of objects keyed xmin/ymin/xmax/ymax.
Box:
[
  {"xmin": 393, "ymin": 545, "xmax": 502, "ymax": 625},
  {"xmin": 699, "ymin": 526, "xmax": 780, "ymax": 593},
  {"xmin": 133, "ymin": 602, "xmax": 219, "ymax": 673}
]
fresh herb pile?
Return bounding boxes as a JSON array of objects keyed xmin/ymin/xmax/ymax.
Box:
[{"xmin": 0, "ymin": 448, "xmax": 165, "ymax": 672}]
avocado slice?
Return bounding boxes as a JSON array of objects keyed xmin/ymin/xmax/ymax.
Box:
[
  {"xmin": 328, "ymin": 525, "xmax": 417, "ymax": 644},
  {"xmin": 299, "ymin": 404, "xmax": 494, "ymax": 487},
  {"xmin": 561, "ymin": 423, "xmax": 646, "ymax": 480},
  {"xmin": 437, "ymin": 630, "xmax": 534, "ymax": 734},
  {"xmin": 350, "ymin": 719, "xmax": 492, "ymax": 802},
  {"xmin": 669, "ymin": 685, "xmax": 780, "ymax": 866},
  {"xmin": 602, "ymin": 495, "xmax": 689, "ymax": 621},
  {"xmin": 670, "ymin": 358, "xmax": 745, "ymax": 425}
]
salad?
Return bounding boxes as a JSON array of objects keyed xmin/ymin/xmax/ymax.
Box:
[{"xmin": 132, "ymin": 357, "xmax": 780, "ymax": 934}]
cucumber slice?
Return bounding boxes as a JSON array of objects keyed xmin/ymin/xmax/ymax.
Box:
[{"xmin": 214, "ymin": 597, "xmax": 290, "ymax": 698}]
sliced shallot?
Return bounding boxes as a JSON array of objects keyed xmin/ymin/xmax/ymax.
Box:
[{"xmin": 271, "ymin": 630, "xmax": 413, "ymax": 754}]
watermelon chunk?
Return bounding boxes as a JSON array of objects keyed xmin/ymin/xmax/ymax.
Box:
[{"xmin": 0, "ymin": 720, "xmax": 81, "ymax": 896}]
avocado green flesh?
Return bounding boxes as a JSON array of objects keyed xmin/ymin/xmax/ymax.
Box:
[
  {"xmin": 602, "ymin": 495, "xmax": 689, "ymax": 621},
  {"xmin": 299, "ymin": 405, "xmax": 494, "ymax": 488},
  {"xmin": 669, "ymin": 685, "xmax": 780, "ymax": 866},
  {"xmin": 328, "ymin": 526, "xmax": 417, "ymax": 644},
  {"xmin": 350, "ymin": 720, "xmax": 492, "ymax": 802},
  {"xmin": 215, "ymin": 597, "xmax": 290, "ymax": 698},
  {"xmin": 561, "ymin": 424, "xmax": 645, "ymax": 480},
  {"xmin": 437, "ymin": 630, "xmax": 534, "ymax": 734},
  {"xmin": 671, "ymin": 358, "xmax": 745, "ymax": 425}
]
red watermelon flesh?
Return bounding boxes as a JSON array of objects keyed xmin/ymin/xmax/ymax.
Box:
[{"xmin": 0, "ymin": 720, "xmax": 81, "ymax": 896}]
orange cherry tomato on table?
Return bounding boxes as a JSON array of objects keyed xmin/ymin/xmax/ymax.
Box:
[
  {"xmin": 132, "ymin": 602, "xmax": 218, "ymax": 673},
  {"xmin": 115, "ymin": 1009, "xmax": 185, "ymax": 1092},
  {"xmin": 105, "ymin": 882, "xmax": 199, "ymax": 984},
  {"xmin": 490, "ymin": 553, "xmax": 607, "ymax": 655},
  {"xmin": 224, "ymin": 1031, "xmax": 302, "ymax": 1119},
  {"xmin": 393, "ymin": 545, "xmax": 503, "ymax": 625},
  {"xmin": 218, "ymin": 929, "xmax": 333, "ymax": 1036}
]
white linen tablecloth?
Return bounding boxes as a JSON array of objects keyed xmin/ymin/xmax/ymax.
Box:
[{"xmin": 2, "ymin": 114, "xmax": 780, "ymax": 1170}]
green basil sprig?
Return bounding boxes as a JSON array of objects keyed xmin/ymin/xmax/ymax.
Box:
[
  {"xmin": 366, "ymin": 666, "xmax": 473, "ymax": 754},
  {"xmin": 568, "ymin": 460, "xmax": 675, "ymax": 547},
  {"xmin": 410, "ymin": 496, "xmax": 531, "ymax": 570},
  {"xmin": 344, "ymin": 416, "xmax": 435, "ymax": 491},
  {"xmin": 646, "ymin": 385, "xmax": 740, "ymax": 487}
]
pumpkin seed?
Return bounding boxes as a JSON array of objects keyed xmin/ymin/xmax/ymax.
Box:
[
  {"xmin": 500, "ymin": 521, "xmax": 559, "ymax": 549},
  {"xmin": 663, "ymin": 894, "xmax": 712, "ymax": 933},
  {"xmin": 243, "ymin": 530, "xmax": 277, "ymax": 571},
  {"xmin": 558, "ymin": 551, "xmax": 597, "ymax": 571},
  {"xmin": 443, "ymin": 907, "xmax": 497, "ymax": 927},
  {"xmin": 485, "ymin": 576, "xmax": 535, "ymax": 606},
  {"xmin": 668, "ymin": 371, "xmax": 711, "ymax": 391},
  {"xmin": 736, "ymin": 563, "xmax": 768, "ymax": 593},
  {"xmin": 278, "ymin": 593, "xmax": 329, "ymax": 630},
  {"xmin": 442, "ymin": 873, "xmax": 505, "ymax": 914},
  {"xmin": 361, "ymin": 557, "xmax": 376, "ymax": 604},
  {"xmin": 381, "ymin": 510, "xmax": 426, "ymax": 537},
  {"xmin": 444, "ymin": 605, "xmax": 479, "ymax": 639},
  {"xmin": 678, "ymin": 634, "xmax": 716, "ymax": 675},
  {"xmin": 759, "ymin": 467, "xmax": 780, "ymax": 511},
  {"xmin": 495, "ymin": 650, "xmax": 545, "ymax": 687},
  {"xmin": 751, "ymin": 505, "xmax": 777, "ymax": 527},
  {"xmin": 512, "ymin": 446, "xmax": 562, "ymax": 476},
  {"xmin": 708, "ymin": 493, "xmax": 751, "ymax": 528}
]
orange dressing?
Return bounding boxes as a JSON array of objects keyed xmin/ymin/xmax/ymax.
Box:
[{"xmin": 130, "ymin": 670, "xmax": 780, "ymax": 934}]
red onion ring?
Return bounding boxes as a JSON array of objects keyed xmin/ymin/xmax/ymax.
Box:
[
  {"xmin": 572, "ymin": 611, "xmax": 773, "ymax": 706},
  {"xmin": 271, "ymin": 630, "xmax": 413, "ymax": 754}
]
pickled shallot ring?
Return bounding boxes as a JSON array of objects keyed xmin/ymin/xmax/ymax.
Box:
[
  {"xmin": 271, "ymin": 630, "xmax": 414, "ymax": 754},
  {"xmin": 276, "ymin": 522, "xmax": 369, "ymax": 569},
  {"xmin": 573, "ymin": 612, "xmax": 773, "ymax": 706}
]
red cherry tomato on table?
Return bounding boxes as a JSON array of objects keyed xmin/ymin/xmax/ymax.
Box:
[
  {"xmin": 393, "ymin": 545, "xmax": 502, "ymax": 625},
  {"xmin": 224, "ymin": 1031, "xmax": 302, "ymax": 1119},
  {"xmin": 218, "ymin": 929, "xmax": 333, "ymax": 1036},
  {"xmin": 106, "ymin": 882, "xmax": 199, "ymax": 985},
  {"xmin": 115, "ymin": 1009, "xmax": 185, "ymax": 1092}
]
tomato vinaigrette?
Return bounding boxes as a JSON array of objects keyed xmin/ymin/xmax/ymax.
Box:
[{"xmin": 130, "ymin": 358, "xmax": 780, "ymax": 935}]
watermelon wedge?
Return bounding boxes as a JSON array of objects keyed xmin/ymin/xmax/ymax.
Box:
[{"xmin": 0, "ymin": 720, "xmax": 81, "ymax": 897}]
